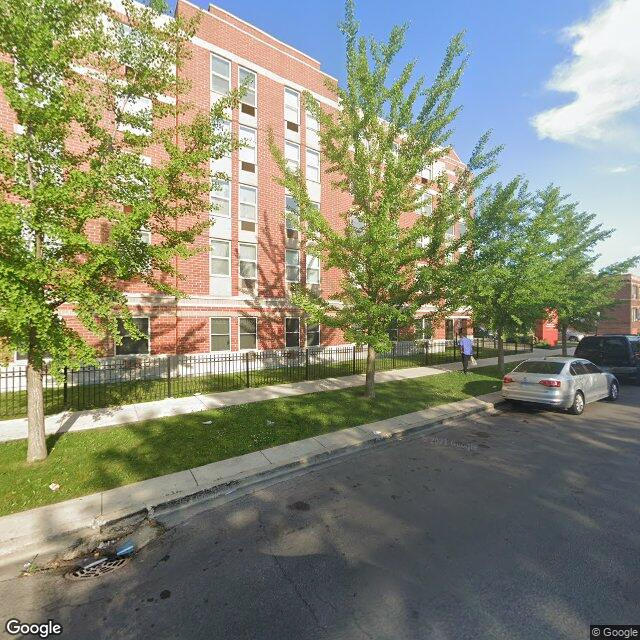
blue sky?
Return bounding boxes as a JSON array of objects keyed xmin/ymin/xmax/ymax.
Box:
[{"xmin": 183, "ymin": 0, "xmax": 639, "ymax": 273}]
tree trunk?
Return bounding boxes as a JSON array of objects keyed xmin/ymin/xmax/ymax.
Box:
[
  {"xmin": 26, "ymin": 357, "xmax": 47, "ymax": 463},
  {"xmin": 561, "ymin": 323, "xmax": 568, "ymax": 357},
  {"xmin": 365, "ymin": 344, "xmax": 376, "ymax": 399},
  {"xmin": 496, "ymin": 329, "xmax": 505, "ymax": 375}
]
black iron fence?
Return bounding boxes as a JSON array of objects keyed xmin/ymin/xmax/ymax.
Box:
[{"xmin": 0, "ymin": 337, "xmax": 532, "ymax": 419}]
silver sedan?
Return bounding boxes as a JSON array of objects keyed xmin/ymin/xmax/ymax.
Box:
[{"xmin": 501, "ymin": 356, "xmax": 619, "ymax": 415}]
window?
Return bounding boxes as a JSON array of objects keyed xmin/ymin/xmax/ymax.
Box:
[
  {"xmin": 306, "ymin": 253, "xmax": 320, "ymax": 285},
  {"xmin": 306, "ymin": 323, "xmax": 320, "ymax": 347},
  {"xmin": 286, "ymin": 249, "xmax": 300, "ymax": 282},
  {"xmin": 285, "ymin": 195, "xmax": 299, "ymax": 240},
  {"xmin": 139, "ymin": 228, "xmax": 151, "ymax": 244},
  {"xmin": 446, "ymin": 223, "xmax": 456, "ymax": 238},
  {"xmin": 388, "ymin": 321, "xmax": 399, "ymax": 343},
  {"xmin": 306, "ymin": 110, "xmax": 319, "ymax": 135},
  {"xmin": 211, "ymin": 179, "xmax": 231, "ymax": 217},
  {"xmin": 216, "ymin": 119, "xmax": 232, "ymax": 158},
  {"xmin": 306, "ymin": 149, "xmax": 320, "ymax": 182},
  {"xmin": 211, "ymin": 55, "xmax": 231, "ymax": 95},
  {"xmin": 239, "ymin": 67, "xmax": 257, "ymax": 115},
  {"xmin": 284, "ymin": 88, "xmax": 300, "ymax": 131},
  {"xmin": 285, "ymin": 317, "xmax": 300, "ymax": 347},
  {"xmin": 210, "ymin": 239, "xmax": 231, "ymax": 276},
  {"xmin": 116, "ymin": 317, "xmax": 149, "ymax": 356},
  {"xmin": 239, "ymin": 243, "xmax": 257, "ymax": 280},
  {"xmin": 516, "ymin": 361, "xmax": 566, "ymax": 374},
  {"xmin": 239, "ymin": 184, "xmax": 257, "ymax": 232},
  {"xmin": 414, "ymin": 317, "xmax": 432, "ymax": 340},
  {"xmin": 239, "ymin": 126, "xmax": 257, "ymax": 172},
  {"xmin": 285, "ymin": 141, "xmax": 300, "ymax": 172},
  {"xmin": 422, "ymin": 164, "xmax": 433, "ymax": 180},
  {"xmin": 633, "ymin": 285, "xmax": 639, "ymax": 300},
  {"xmin": 418, "ymin": 193, "xmax": 433, "ymax": 216},
  {"xmin": 239, "ymin": 317, "xmax": 257, "ymax": 350},
  {"xmin": 210, "ymin": 317, "xmax": 231, "ymax": 351},
  {"xmin": 117, "ymin": 95, "xmax": 152, "ymax": 136},
  {"xmin": 633, "ymin": 308, "xmax": 640, "ymax": 322},
  {"xmin": 584, "ymin": 362, "xmax": 601, "ymax": 374}
]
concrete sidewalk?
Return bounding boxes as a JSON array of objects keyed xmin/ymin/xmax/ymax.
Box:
[
  {"xmin": 0, "ymin": 390, "xmax": 505, "ymax": 564},
  {"xmin": 0, "ymin": 348, "xmax": 565, "ymax": 443}
]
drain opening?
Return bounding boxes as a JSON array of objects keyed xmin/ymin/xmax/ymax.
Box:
[{"xmin": 66, "ymin": 557, "xmax": 128, "ymax": 580}]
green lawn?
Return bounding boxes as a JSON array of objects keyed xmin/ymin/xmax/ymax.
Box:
[{"xmin": 0, "ymin": 363, "xmax": 517, "ymax": 517}]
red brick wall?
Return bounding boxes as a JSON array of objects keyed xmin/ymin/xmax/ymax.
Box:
[{"xmin": 2, "ymin": 0, "xmax": 468, "ymax": 358}]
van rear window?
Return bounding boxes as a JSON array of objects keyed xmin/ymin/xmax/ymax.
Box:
[{"xmin": 514, "ymin": 361, "xmax": 565, "ymax": 374}]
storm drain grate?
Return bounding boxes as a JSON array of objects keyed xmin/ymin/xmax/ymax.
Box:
[{"xmin": 66, "ymin": 557, "xmax": 129, "ymax": 580}]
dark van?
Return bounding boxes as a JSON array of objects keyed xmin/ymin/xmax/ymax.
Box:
[{"xmin": 574, "ymin": 335, "xmax": 640, "ymax": 382}]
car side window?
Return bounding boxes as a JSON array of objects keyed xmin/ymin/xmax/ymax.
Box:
[
  {"xmin": 584, "ymin": 362, "xmax": 601, "ymax": 374},
  {"xmin": 569, "ymin": 364, "xmax": 578, "ymax": 376},
  {"xmin": 572, "ymin": 362, "xmax": 588, "ymax": 375}
]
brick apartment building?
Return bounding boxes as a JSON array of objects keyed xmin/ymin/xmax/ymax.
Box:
[
  {"xmin": 6, "ymin": 0, "xmax": 470, "ymax": 361},
  {"xmin": 598, "ymin": 273, "xmax": 640, "ymax": 335}
]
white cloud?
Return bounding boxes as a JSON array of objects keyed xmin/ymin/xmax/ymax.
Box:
[
  {"xmin": 531, "ymin": 0, "xmax": 640, "ymax": 146},
  {"xmin": 607, "ymin": 164, "xmax": 637, "ymax": 174}
]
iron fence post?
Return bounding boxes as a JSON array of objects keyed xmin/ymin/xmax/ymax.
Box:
[
  {"xmin": 63, "ymin": 366, "xmax": 68, "ymax": 409},
  {"xmin": 305, "ymin": 348, "xmax": 309, "ymax": 380},
  {"xmin": 392, "ymin": 342, "xmax": 396, "ymax": 369},
  {"xmin": 166, "ymin": 356, "xmax": 172, "ymax": 398},
  {"xmin": 352, "ymin": 345, "xmax": 356, "ymax": 375},
  {"xmin": 424, "ymin": 341, "xmax": 429, "ymax": 366},
  {"xmin": 245, "ymin": 351, "xmax": 250, "ymax": 387}
]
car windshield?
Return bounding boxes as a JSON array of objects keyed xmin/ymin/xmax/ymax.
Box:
[{"xmin": 513, "ymin": 361, "xmax": 565, "ymax": 374}]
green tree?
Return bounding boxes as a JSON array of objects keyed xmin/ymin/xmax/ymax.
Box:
[
  {"xmin": 0, "ymin": 0, "xmax": 238, "ymax": 461},
  {"xmin": 457, "ymin": 178, "xmax": 556, "ymax": 373},
  {"xmin": 270, "ymin": 0, "xmax": 496, "ymax": 398},
  {"xmin": 541, "ymin": 186, "xmax": 639, "ymax": 354}
]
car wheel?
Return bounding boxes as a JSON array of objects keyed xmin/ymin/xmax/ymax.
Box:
[
  {"xmin": 607, "ymin": 380, "xmax": 619, "ymax": 401},
  {"xmin": 569, "ymin": 391, "xmax": 585, "ymax": 415}
]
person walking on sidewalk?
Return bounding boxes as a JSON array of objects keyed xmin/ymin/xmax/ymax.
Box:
[{"xmin": 458, "ymin": 332, "xmax": 474, "ymax": 374}]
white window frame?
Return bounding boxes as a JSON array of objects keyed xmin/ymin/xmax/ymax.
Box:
[
  {"xmin": 285, "ymin": 141, "xmax": 300, "ymax": 172},
  {"xmin": 285, "ymin": 317, "xmax": 300, "ymax": 348},
  {"xmin": 211, "ymin": 178, "xmax": 231, "ymax": 218},
  {"xmin": 285, "ymin": 195, "xmax": 299, "ymax": 233},
  {"xmin": 306, "ymin": 322, "xmax": 320, "ymax": 347},
  {"xmin": 115, "ymin": 316, "xmax": 150, "ymax": 356},
  {"xmin": 418, "ymin": 192, "xmax": 433, "ymax": 216},
  {"xmin": 306, "ymin": 109, "xmax": 319, "ymax": 135},
  {"xmin": 139, "ymin": 228, "xmax": 151, "ymax": 244},
  {"xmin": 284, "ymin": 87, "xmax": 300, "ymax": 127},
  {"xmin": 117, "ymin": 95, "xmax": 152, "ymax": 136},
  {"xmin": 306, "ymin": 148, "xmax": 320, "ymax": 183},
  {"xmin": 285, "ymin": 248, "xmax": 300, "ymax": 283},
  {"xmin": 211, "ymin": 54, "xmax": 231, "ymax": 95},
  {"xmin": 239, "ymin": 125, "xmax": 257, "ymax": 168},
  {"xmin": 306, "ymin": 253, "xmax": 320, "ymax": 285},
  {"xmin": 210, "ymin": 317, "xmax": 231, "ymax": 352},
  {"xmin": 238, "ymin": 317, "xmax": 258, "ymax": 351},
  {"xmin": 210, "ymin": 239, "xmax": 231, "ymax": 276},
  {"xmin": 239, "ymin": 184, "xmax": 257, "ymax": 224},
  {"xmin": 238, "ymin": 67, "xmax": 257, "ymax": 111},
  {"xmin": 239, "ymin": 242, "xmax": 257, "ymax": 281}
]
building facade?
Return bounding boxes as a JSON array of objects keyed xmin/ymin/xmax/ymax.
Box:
[
  {"xmin": 598, "ymin": 273, "xmax": 640, "ymax": 335},
  {"xmin": 5, "ymin": 0, "xmax": 470, "ymax": 361}
]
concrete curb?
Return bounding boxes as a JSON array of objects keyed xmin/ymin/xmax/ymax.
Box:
[{"xmin": 0, "ymin": 391, "xmax": 505, "ymax": 566}]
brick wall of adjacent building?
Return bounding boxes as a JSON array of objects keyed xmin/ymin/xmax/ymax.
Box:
[
  {"xmin": 3, "ymin": 0, "xmax": 469, "ymax": 361},
  {"xmin": 598, "ymin": 274, "xmax": 640, "ymax": 335}
]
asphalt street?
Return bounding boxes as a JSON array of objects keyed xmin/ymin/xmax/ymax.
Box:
[{"xmin": 2, "ymin": 383, "xmax": 639, "ymax": 640}]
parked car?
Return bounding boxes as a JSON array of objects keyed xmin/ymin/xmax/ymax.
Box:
[
  {"xmin": 501, "ymin": 356, "xmax": 619, "ymax": 415},
  {"xmin": 574, "ymin": 335, "xmax": 640, "ymax": 383},
  {"xmin": 566, "ymin": 328, "xmax": 585, "ymax": 342}
]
